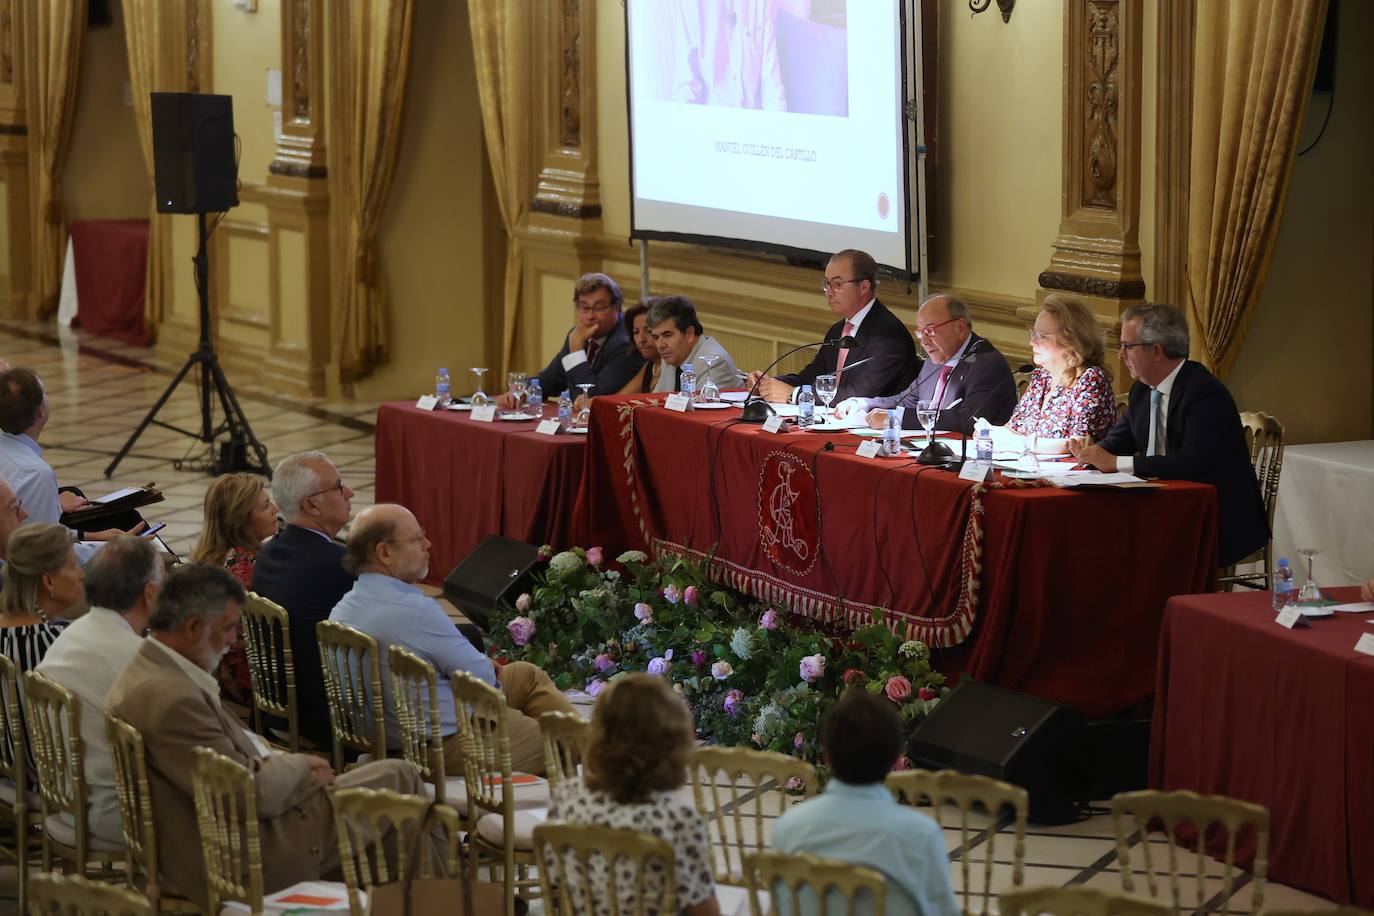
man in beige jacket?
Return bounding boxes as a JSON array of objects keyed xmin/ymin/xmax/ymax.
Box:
[{"xmin": 107, "ymin": 563, "xmax": 428, "ymax": 907}]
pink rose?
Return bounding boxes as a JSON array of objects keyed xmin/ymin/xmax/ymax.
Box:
[
  {"xmin": 537, "ymin": 545, "xmax": 552, "ymax": 561},
  {"xmin": 663, "ymin": 584, "xmax": 680, "ymax": 605},
  {"xmin": 723, "ymin": 689, "xmax": 744, "ymax": 716},
  {"xmin": 711, "ymin": 661, "xmax": 733, "ymax": 681},
  {"xmin": 786, "ymin": 776, "xmax": 804, "ymax": 791},
  {"xmin": 793, "ymin": 732, "xmax": 805, "ymax": 749},
  {"xmin": 586, "ymin": 546, "xmax": 604, "ymax": 567},
  {"xmin": 884, "ymin": 676, "xmax": 912, "ymax": 703},
  {"xmin": 514, "ymin": 593, "xmax": 531, "ymax": 613},
  {"xmin": 683, "ymin": 585, "xmax": 699, "ymax": 605},
  {"xmin": 758, "ymin": 609, "xmax": 780, "ymax": 630},
  {"xmin": 585, "ymin": 678, "xmax": 606, "ymax": 697},
  {"xmin": 918, "ymin": 686, "xmax": 937, "ymax": 701},
  {"xmin": 594, "ymin": 653, "xmax": 614, "ymax": 673},
  {"xmin": 799, "ymin": 653, "xmax": 826, "ymax": 683},
  {"xmin": 634, "ymin": 602, "xmax": 653, "ymax": 623},
  {"xmin": 843, "ymin": 668, "xmax": 865, "ymax": 685},
  {"xmin": 506, "ymin": 616, "xmax": 536, "ymax": 646}
]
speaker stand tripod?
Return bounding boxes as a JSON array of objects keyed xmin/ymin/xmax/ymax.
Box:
[{"xmin": 105, "ymin": 212, "xmax": 270, "ymax": 478}]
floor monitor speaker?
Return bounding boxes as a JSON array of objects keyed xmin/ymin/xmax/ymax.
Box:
[
  {"xmin": 443, "ymin": 536, "xmax": 542, "ymax": 631},
  {"xmin": 151, "ymin": 92, "xmax": 238, "ymax": 214}
]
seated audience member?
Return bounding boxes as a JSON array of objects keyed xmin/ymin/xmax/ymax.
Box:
[
  {"xmin": 0, "ymin": 367, "xmax": 145, "ymax": 545},
  {"xmin": 0, "ymin": 523, "xmax": 81, "ymax": 672},
  {"xmin": 648, "ymin": 296, "xmax": 741, "ymax": 394},
  {"xmin": 1069, "ymin": 303, "xmax": 1268, "ymax": 568},
  {"xmin": 107, "ymin": 564, "xmax": 430, "ymax": 908},
  {"xmin": 330, "ymin": 504, "xmax": 576, "ymax": 776},
  {"xmin": 772, "ymin": 689, "xmax": 959, "ymax": 916},
  {"xmin": 37, "ymin": 536, "xmax": 162, "ymax": 845},
  {"xmin": 500, "ymin": 272, "xmax": 644, "ymax": 406},
  {"xmin": 749, "ymin": 249, "xmax": 917, "ymax": 404},
  {"xmin": 1006, "ymin": 294, "xmax": 1116, "ymax": 442},
  {"xmin": 0, "ymin": 477, "xmax": 31, "ymax": 585},
  {"xmin": 251, "ymin": 451, "xmax": 357, "ymax": 748},
  {"xmin": 836, "ymin": 294, "xmax": 1016, "ymax": 434},
  {"xmin": 548, "ymin": 673, "xmax": 720, "ymax": 916},
  {"xmin": 191, "ymin": 472, "xmax": 280, "ymax": 706}
]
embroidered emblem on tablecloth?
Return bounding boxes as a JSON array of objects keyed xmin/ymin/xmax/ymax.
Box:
[{"xmin": 757, "ymin": 450, "xmax": 819, "ymax": 577}]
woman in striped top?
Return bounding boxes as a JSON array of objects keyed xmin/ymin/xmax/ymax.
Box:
[{"xmin": 0, "ymin": 523, "xmax": 82, "ymax": 673}]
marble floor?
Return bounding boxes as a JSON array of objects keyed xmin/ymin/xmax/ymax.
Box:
[{"xmin": 0, "ymin": 320, "xmax": 1338, "ymax": 913}]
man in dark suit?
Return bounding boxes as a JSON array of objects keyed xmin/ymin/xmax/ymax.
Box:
[
  {"xmin": 1069, "ymin": 303, "xmax": 1267, "ymax": 567},
  {"xmin": 499, "ymin": 272, "xmax": 644, "ymax": 404},
  {"xmin": 749, "ymin": 249, "xmax": 918, "ymax": 404},
  {"xmin": 250, "ymin": 450, "xmax": 357, "ymax": 748},
  {"xmin": 837, "ymin": 293, "xmax": 1016, "ymax": 434}
]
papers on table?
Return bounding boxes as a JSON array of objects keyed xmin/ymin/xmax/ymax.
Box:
[
  {"xmin": 1044, "ymin": 471, "xmax": 1158, "ymax": 488},
  {"xmin": 986, "ymin": 425, "xmax": 1070, "ymax": 459},
  {"xmin": 222, "ymin": 881, "xmax": 353, "ymax": 913},
  {"xmin": 1330, "ymin": 601, "xmax": 1374, "ymax": 614}
]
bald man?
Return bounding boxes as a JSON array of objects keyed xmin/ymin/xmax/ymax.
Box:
[{"xmin": 328, "ymin": 504, "xmax": 576, "ymax": 776}]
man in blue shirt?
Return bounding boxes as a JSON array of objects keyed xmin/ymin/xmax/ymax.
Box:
[
  {"xmin": 329, "ymin": 503, "xmax": 575, "ymax": 776},
  {"xmin": 772, "ymin": 689, "xmax": 960, "ymax": 916}
]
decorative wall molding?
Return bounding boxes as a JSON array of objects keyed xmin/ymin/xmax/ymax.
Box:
[
  {"xmin": 1038, "ymin": 269, "xmax": 1145, "ymax": 300},
  {"xmin": 0, "ymin": 0, "xmax": 14, "ymax": 85},
  {"xmin": 530, "ymin": 0, "xmax": 600, "ymax": 224},
  {"xmin": 271, "ymin": 0, "xmax": 326, "ymax": 178}
]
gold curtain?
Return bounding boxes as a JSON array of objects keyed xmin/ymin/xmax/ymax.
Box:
[
  {"xmin": 468, "ymin": 0, "xmax": 530, "ymax": 378},
  {"xmin": 332, "ymin": 0, "xmax": 415, "ymax": 382},
  {"xmin": 1186, "ymin": 0, "xmax": 1327, "ymax": 378},
  {"xmin": 20, "ymin": 0, "xmax": 85, "ymax": 319},
  {"xmin": 120, "ymin": 0, "xmax": 172, "ymax": 340}
]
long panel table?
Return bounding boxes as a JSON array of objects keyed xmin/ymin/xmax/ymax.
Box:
[
  {"xmin": 1150, "ymin": 588, "xmax": 1374, "ymax": 906},
  {"xmin": 579, "ymin": 394, "xmax": 1219, "ymax": 716}
]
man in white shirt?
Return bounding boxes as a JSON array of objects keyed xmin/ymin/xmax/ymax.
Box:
[
  {"xmin": 648, "ymin": 296, "xmax": 741, "ymax": 394},
  {"xmin": 36, "ymin": 536, "xmax": 163, "ymax": 844}
]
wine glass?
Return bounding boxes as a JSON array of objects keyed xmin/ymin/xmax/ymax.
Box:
[
  {"xmin": 469, "ymin": 367, "xmax": 489, "ymax": 407},
  {"xmin": 814, "ymin": 374, "xmax": 838, "ymax": 422},
  {"xmin": 507, "ymin": 371, "xmax": 528, "ymax": 413},
  {"xmin": 698, "ymin": 355, "xmax": 720, "ymax": 403},
  {"xmin": 573, "ymin": 383, "xmax": 594, "ymax": 428},
  {"xmin": 1297, "ymin": 547, "xmax": 1323, "ymax": 606},
  {"xmin": 1018, "ymin": 429, "xmax": 1041, "ymax": 475},
  {"xmin": 915, "ymin": 399, "xmax": 938, "ymax": 446}
]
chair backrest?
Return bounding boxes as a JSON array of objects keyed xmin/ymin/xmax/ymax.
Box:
[
  {"xmin": 0, "ymin": 654, "xmax": 26, "ymax": 798},
  {"xmin": 387, "ymin": 645, "xmax": 445, "ymax": 798},
  {"xmin": 743, "ymin": 849, "xmax": 887, "ymax": 916},
  {"xmin": 191, "ymin": 746, "xmax": 263, "ymax": 914},
  {"xmin": 106, "ymin": 712, "xmax": 161, "ymax": 904},
  {"xmin": 333, "ymin": 787, "xmax": 463, "ymax": 916},
  {"xmin": 533, "ymin": 821, "xmax": 679, "ymax": 916},
  {"xmin": 241, "ymin": 591, "xmax": 299, "ymax": 750},
  {"xmin": 689, "ymin": 745, "xmax": 817, "ymax": 885},
  {"xmin": 1000, "ymin": 885, "xmax": 1171, "ymax": 916},
  {"xmin": 448, "ymin": 671, "xmax": 513, "ymax": 820},
  {"xmin": 1111, "ymin": 789, "xmax": 1270, "ymax": 916},
  {"xmin": 27, "ymin": 871, "xmax": 153, "ymax": 915},
  {"xmin": 539, "ymin": 711, "xmax": 590, "ymax": 801},
  {"xmin": 1239, "ymin": 411, "xmax": 1285, "ymax": 535},
  {"xmin": 22, "ymin": 669, "xmax": 86, "ymax": 824},
  {"xmin": 316, "ymin": 620, "xmax": 386, "ymax": 772},
  {"xmin": 886, "ymin": 768, "xmax": 1029, "ymax": 916}
]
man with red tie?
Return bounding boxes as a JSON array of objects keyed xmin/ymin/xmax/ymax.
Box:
[{"xmin": 748, "ymin": 249, "xmax": 918, "ymax": 405}]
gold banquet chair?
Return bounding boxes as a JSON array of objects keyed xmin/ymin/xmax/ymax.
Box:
[
  {"xmin": 689, "ymin": 746, "xmax": 817, "ymax": 886},
  {"xmin": 538, "ymin": 711, "xmax": 590, "ymax": 803},
  {"xmin": 1000, "ymin": 885, "xmax": 1170, "ymax": 916},
  {"xmin": 0, "ymin": 654, "xmax": 41, "ymax": 904},
  {"xmin": 21, "ymin": 670, "xmax": 123, "ymax": 877},
  {"xmin": 27, "ymin": 871, "xmax": 153, "ymax": 916},
  {"xmin": 534, "ymin": 822, "xmax": 679, "ymax": 916},
  {"xmin": 240, "ymin": 592, "xmax": 302, "ymax": 751},
  {"xmin": 1218, "ymin": 411, "xmax": 1285, "ymax": 591},
  {"xmin": 743, "ymin": 849, "xmax": 887, "ymax": 916},
  {"xmin": 316, "ymin": 620, "xmax": 387, "ymax": 773},
  {"xmin": 387, "ymin": 645, "xmax": 465, "ymax": 804},
  {"xmin": 1111, "ymin": 789, "xmax": 1270, "ymax": 915},
  {"xmin": 886, "ymin": 768, "xmax": 1029, "ymax": 916}
]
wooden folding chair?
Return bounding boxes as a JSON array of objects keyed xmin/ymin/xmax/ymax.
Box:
[
  {"xmin": 534, "ymin": 822, "xmax": 679, "ymax": 916},
  {"xmin": 743, "ymin": 849, "xmax": 887, "ymax": 916}
]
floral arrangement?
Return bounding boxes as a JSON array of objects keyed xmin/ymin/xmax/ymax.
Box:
[{"xmin": 488, "ymin": 547, "xmax": 949, "ymax": 771}]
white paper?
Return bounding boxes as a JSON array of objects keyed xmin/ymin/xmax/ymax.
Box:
[
  {"xmin": 959, "ymin": 461, "xmax": 991, "ymax": 483},
  {"xmin": 856, "ymin": 440, "xmax": 881, "ymax": 459},
  {"xmin": 1047, "ymin": 472, "xmax": 1148, "ymax": 488},
  {"xmin": 94, "ymin": 487, "xmax": 142, "ymax": 504},
  {"xmin": 1354, "ymin": 633, "xmax": 1374, "ymax": 657},
  {"xmin": 535, "ymin": 419, "xmax": 560, "ymax": 436},
  {"xmin": 414, "ymin": 395, "xmax": 438, "ymax": 411},
  {"xmin": 762, "ymin": 415, "xmax": 785, "ymax": 434},
  {"xmin": 1329, "ymin": 601, "xmax": 1374, "ymax": 614},
  {"xmin": 987, "ymin": 424, "xmax": 1070, "ymax": 458},
  {"xmin": 665, "ymin": 393, "xmax": 690, "ymax": 412},
  {"xmin": 1275, "ymin": 606, "xmax": 1303, "ymax": 630},
  {"xmin": 769, "ymin": 404, "xmax": 801, "ymax": 418},
  {"xmin": 470, "ymin": 405, "xmax": 496, "ymax": 422}
]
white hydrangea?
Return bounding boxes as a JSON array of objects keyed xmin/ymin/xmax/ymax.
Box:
[
  {"xmin": 899, "ymin": 640, "xmax": 930, "ymax": 661},
  {"xmin": 549, "ymin": 550, "xmax": 584, "ymax": 573},
  {"xmin": 729, "ymin": 626, "xmax": 754, "ymax": 660},
  {"xmin": 616, "ymin": 550, "xmax": 649, "ymax": 564}
]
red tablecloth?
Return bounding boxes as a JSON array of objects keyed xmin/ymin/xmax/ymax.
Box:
[
  {"xmin": 1150, "ymin": 588, "xmax": 1374, "ymax": 906},
  {"xmin": 374, "ymin": 403, "xmax": 586, "ymax": 584},
  {"xmin": 69, "ymin": 219, "xmax": 150, "ymax": 346},
  {"xmin": 579, "ymin": 395, "xmax": 1219, "ymax": 716}
]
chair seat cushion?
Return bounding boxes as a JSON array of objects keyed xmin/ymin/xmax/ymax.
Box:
[
  {"xmin": 43, "ymin": 813, "xmax": 123, "ymax": 851},
  {"xmin": 450, "ymin": 776, "xmax": 550, "ymax": 816},
  {"xmin": 475, "ymin": 808, "xmax": 547, "ymax": 850}
]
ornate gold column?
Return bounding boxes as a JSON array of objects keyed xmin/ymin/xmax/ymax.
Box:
[
  {"xmin": 1038, "ymin": 0, "xmax": 1144, "ymax": 370},
  {"xmin": 0, "ymin": 0, "xmax": 32, "ymax": 318}
]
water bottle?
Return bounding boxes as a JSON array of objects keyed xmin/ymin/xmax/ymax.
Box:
[
  {"xmin": 797, "ymin": 385, "xmax": 816, "ymax": 428},
  {"xmin": 881, "ymin": 410, "xmax": 902, "ymax": 457},
  {"xmin": 974, "ymin": 419, "xmax": 994, "ymax": 463},
  {"xmin": 527, "ymin": 379, "xmax": 543, "ymax": 416},
  {"xmin": 434, "ymin": 367, "xmax": 451, "ymax": 408},
  {"xmin": 557, "ymin": 391, "xmax": 573, "ymax": 430},
  {"xmin": 1272, "ymin": 557, "xmax": 1294, "ymax": 611},
  {"xmin": 679, "ymin": 363, "xmax": 697, "ymax": 405}
]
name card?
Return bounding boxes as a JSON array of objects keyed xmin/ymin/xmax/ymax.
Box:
[
  {"xmin": 471, "ymin": 405, "xmax": 496, "ymax": 422},
  {"xmin": 959, "ymin": 460, "xmax": 990, "ymax": 483},
  {"xmin": 762, "ymin": 415, "xmax": 785, "ymax": 434},
  {"xmin": 664, "ymin": 393, "xmax": 690, "ymax": 413},
  {"xmin": 535, "ymin": 419, "xmax": 561, "ymax": 436},
  {"xmin": 856, "ymin": 440, "xmax": 882, "ymax": 459},
  {"xmin": 1275, "ymin": 606, "xmax": 1305, "ymax": 630},
  {"xmin": 415, "ymin": 395, "xmax": 439, "ymax": 411},
  {"xmin": 1355, "ymin": 633, "xmax": 1374, "ymax": 656}
]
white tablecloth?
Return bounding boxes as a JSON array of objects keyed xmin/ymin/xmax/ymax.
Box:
[{"xmin": 1272, "ymin": 440, "xmax": 1374, "ymax": 586}]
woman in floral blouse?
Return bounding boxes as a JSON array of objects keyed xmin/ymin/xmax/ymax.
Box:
[{"xmin": 1008, "ymin": 294, "xmax": 1116, "ymax": 441}]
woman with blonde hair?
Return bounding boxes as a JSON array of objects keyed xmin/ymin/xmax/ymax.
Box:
[
  {"xmin": 0, "ymin": 523, "xmax": 80, "ymax": 672},
  {"xmin": 190, "ymin": 473, "xmax": 278, "ymax": 705},
  {"xmin": 548, "ymin": 673, "xmax": 720, "ymax": 916},
  {"xmin": 1007, "ymin": 294, "xmax": 1116, "ymax": 441}
]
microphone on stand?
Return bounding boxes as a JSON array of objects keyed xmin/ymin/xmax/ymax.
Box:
[
  {"xmin": 950, "ymin": 363, "xmax": 1037, "ymax": 469},
  {"xmin": 740, "ymin": 335, "xmax": 857, "ymax": 424},
  {"xmin": 915, "ymin": 339, "xmax": 987, "ymax": 466}
]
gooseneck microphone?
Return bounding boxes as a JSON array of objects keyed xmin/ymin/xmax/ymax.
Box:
[
  {"xmin": 916, "ymin": 338, "xmax": 986, "ymax": 466},
  {"xmin": 740, "ymin": 335, "xmax": 856, "ymax": 424}
]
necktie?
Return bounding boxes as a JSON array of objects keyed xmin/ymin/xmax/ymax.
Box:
[
  {"xmin": 1147, "ymin": 388, "xmax": 1163, "ymax": 456},
  {"xmin": 833, "ymin": 321, "xmax": 855, "ymax": 382},
  {"xmin": 934, "ymin": 364, "xmax": 954, "ymax": 408},
  {"xmin": 585, "ymin": 339, "xmax": 600, "ymax": 365}
]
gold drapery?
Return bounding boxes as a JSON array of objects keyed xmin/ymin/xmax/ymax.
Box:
[
  {"xmin": 20, "ymin": 0, "xmax": 85, "ymax": 319},
  {"xmin": 468, "ymin": 0, "xmax": 530, "ymax": 379},
  {"xmin": 1186, "ymin": 0, "xmax": 1327, "ymax": 378},
  {"xmin": 332, "ymin": 0, "xmax": 415, "ymax": 382},
  {"xmin": 120, "ymin": 0, "xmax": 172, "ymax": 340}
]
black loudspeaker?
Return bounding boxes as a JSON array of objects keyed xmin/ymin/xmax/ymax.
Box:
[
  {"xmin": 151, "ymin": 92, "xmax": 238, "ymax": 214},
  {"xmin": 908, "ymin": 681, "xmax": 1089, "ymax": 824},
  {"xmin": 443, "ymin": 536, "xmax": 542, "ymax": 631}
]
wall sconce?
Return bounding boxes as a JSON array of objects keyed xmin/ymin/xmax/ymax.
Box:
[{"xmin": 970, "ymin": 0, "xmax": 1015, "ymax": 22}]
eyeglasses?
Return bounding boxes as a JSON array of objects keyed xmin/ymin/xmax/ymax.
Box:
[
  {"xmin": 1118, "ymin": 341, "xmax": 1150, "ymax": 352},
  {"xmin": 576, "ymin": 303, "xmax": 617, "ymax": 315},
  {"xmin": 915, "ymin": 317, "xmax": 962, "ymax": 337},
  {"xmin": 303, "ymin": 478, "xmax": 345, "ymax": 502},
  {"xmin": 388, "ymin": 528, "xmax": 427, "ymax": 546},
  {"xmin": 820, "ymin": 277, "xmax": 860, "ymax": 293},
  {"xmin": 1029, "ymin": 330, "xmax": 1060, "ymax": 343}
]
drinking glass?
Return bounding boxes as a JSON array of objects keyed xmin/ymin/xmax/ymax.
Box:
[
  {"xmin": 573, "ymin": 383, "xmax": 594, "ymax": 428},
  {"xmin": 915, "ymin": 399, "xmax": 938, "ymax": 445},
  {"xmin": 1297, "ymin": 547, "xmax": 1323, "ymax": 605},
  {"xmin": 815, "ymin": 374, "xmax": 838, "ymax": 421},
  {"xmin": 1018, "ymin": 430, "xmax": 1041, "ymax": 475},
  {"xmin": 469, "ymin": 367, "xmax": 490, "ymax": 407},
  {"xmin": 698, "ymin": 355, "xmax": 720, "ymax": 403},
  {"xmin": 507, "ymin": 371, "xmax": 528, "ymax": 413}
]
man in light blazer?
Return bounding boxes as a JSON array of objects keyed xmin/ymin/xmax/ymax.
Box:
[{"xmin": 107, "ymin": 563, "xmax": 430, "ymax": 908}]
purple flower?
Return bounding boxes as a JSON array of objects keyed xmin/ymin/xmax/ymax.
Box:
[
  {"xmin": 711, "ymin": 661, "xmax": 733, "ymax": 681},
  {"xmin": 647, "ymin": 656, "xmax": 671, "ymax": 677},
  {"xmin": 537, "ymin": 545, "xmax": 552, "ymax": 561},
  {"xmin": 691, "ymin": 650, "xmax": 707, "ymax": 667},
  {"xmin": 786, "ymin": 776, "xmax": 804, "ymax": 791},
  {"xmin": 594, "ymin": 653, "xmax": 614, "ymax": 673},
  {"xmin": 799, "ymin": 653, "xmax": 826, "ymax": 683},
  {"xmin": 515, "ymin": 593, "xmax": 531, "ymax": 613},
  {"xmin": 683, "ymin": 585, "xmax": 699, "ymax": 605},
  {"xmin": 507, "ymin": 616, "xmax": 536, "ymax": 646},
  {"xmin": 794, "ymin": 732, "xmax": 805, "ymax": 749},
  {"xmin": 759, "ymin": 609, "xmax": 780, "ymax": 630},
  {"xmin": 585, "ymin": 678, "xmax": 606, "ymax": 697},
  {"xmin": 634, "ymin": 602, "xmax": 653, "ymax": 623},
  {"xmin": 663, "ymin": 584, "xmax": 680, "ymax": 605},
  {"xmin": 586, "ymin": 546, "xmax": 604, "ymax": 567},
  {"xmin": 723, "ymin": 689, "xmax": 744, "ymax": 716}
]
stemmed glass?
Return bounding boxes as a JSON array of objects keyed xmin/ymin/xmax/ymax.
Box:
[
  {"xmin": 815, "ymin": 374, "xmax": 838, "ymax": 422},
  {"xmin": 915, "ymin": 399, "xmax": 938, "ymax": 446},
  {"xmin": 1018, "ymin": 429, "xmax": 1041, "ymax": 475},
  {"xmin": 507, "ymin": 371, "xmax": 528, "ymax": 413},
  {"xmin": 698, "ymin": 355, "xmax": 720, "ymax": 403},
  {"xmin": 573, "ymin": 383, "xmax": 594, "ymax": 428},
  {"xmin": 469, "ymin": 367, "xmax": 490, "ymax": 407},
  {"xmin": 1297, "ymin": 547, "xmax": 1323, "ymax": 606}
]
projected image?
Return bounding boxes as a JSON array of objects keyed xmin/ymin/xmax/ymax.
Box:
[{"xmin": 668, "ymin": 0, "xmax": 849, "ymax": 117}]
